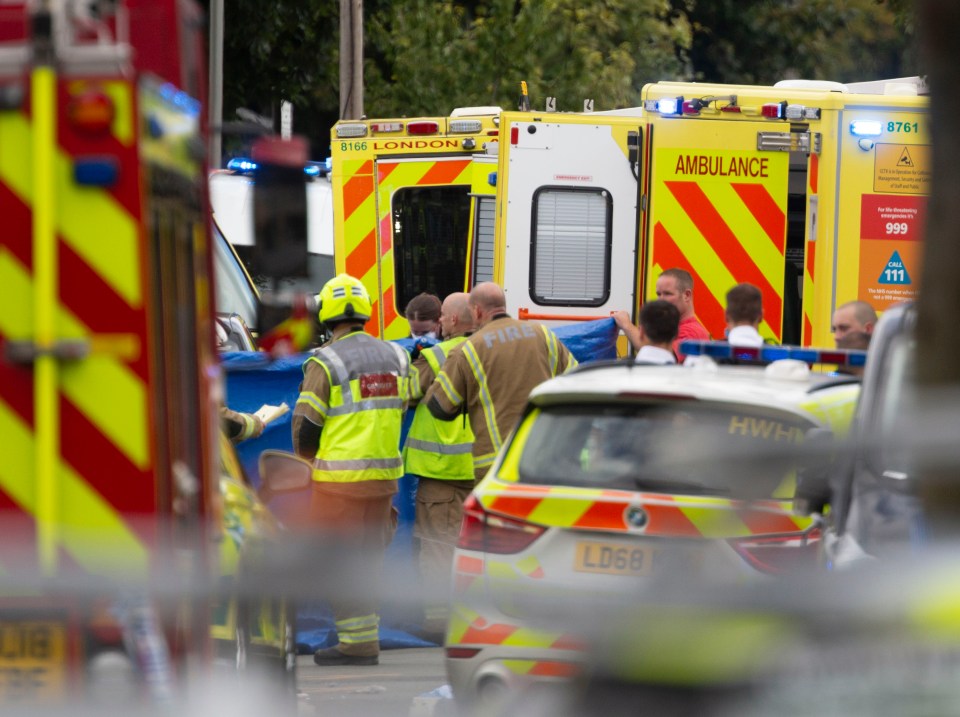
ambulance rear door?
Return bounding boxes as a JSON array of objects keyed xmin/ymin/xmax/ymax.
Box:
[
  {"xmin": 644, "ymin": 115, "xmax": 794, "ymax": 343},
  {"xmin": 366, "ymin": 156, "xmax": 475, "ymax": 338},
  {"xmin": 497, "ymin": 113, "xmax": 642, "ymax": 323}
]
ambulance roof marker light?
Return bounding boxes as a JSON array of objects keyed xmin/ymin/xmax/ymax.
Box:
[
  {"xmin": 761, "ymin": 101, "xmax": 788, "ymax": 119},
  {"xmin": 850, "ymin": 120, "xmax": 883, "ymax": 137},
  {"xmin": 336, "ymin": 123, "xmax": 367, "ymax": 138},
  {"xmin": 370, "ymin": 121, "xmax": 403, "ymax": 133},
  {"xmin": 656, "ymin": 97, "xmax": 683, "ymax": 116},
  {"xmin": 407, "ymin": 120, "xmax": 440, "ymax": 135},
  {"xmin": 682, "ymin": 98, "xmax": 703, "ymax": 116},
  {"xmin": 450, "ymin": 119, "xmax": 482, "ymax": 133}
]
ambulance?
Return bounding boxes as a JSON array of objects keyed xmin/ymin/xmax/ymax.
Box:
[
  {"xmin": 330, "ymin": 109, "xmax": 501, "ymax": 338},
  {"xmin": 335, "ymin": 79, "xmax": 928, "ymax": 347},
  {"xmin": 496, "ymin": 78, "xmax": 928, "ymax": 346}
]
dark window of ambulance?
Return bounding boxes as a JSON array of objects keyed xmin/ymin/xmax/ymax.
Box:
[
  {"xmin": 530, "ymin": 187, "xmax": 612, "ymax": 307},
  {"xmin": 393, "ymin": 185, "xmax": 470, "ymax": 309}
]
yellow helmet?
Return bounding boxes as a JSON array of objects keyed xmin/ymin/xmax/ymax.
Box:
[{"xmin": 317, "ymin": 273, "xmax": 372, "ymax": 325}]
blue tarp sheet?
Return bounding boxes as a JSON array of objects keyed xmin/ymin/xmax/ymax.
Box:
[{"xmin": 223, "ymin": 317, "xmax": 618, "ymax": 651}]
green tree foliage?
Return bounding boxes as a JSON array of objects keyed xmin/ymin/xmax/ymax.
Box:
[
  {"xmin": 364, "ymin": 0, "xmax": 691, "ymax": 115},
  {"xmin": 678, "ymin": 0, "xmax": 918, "ymax": 85},
  {"xmin": 210, "ymin": 0, "xmax": 916, "ymax": 157}
]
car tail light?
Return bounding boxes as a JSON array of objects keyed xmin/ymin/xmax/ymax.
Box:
[
  {"xmin": 446, "ymin": 646, "xmax": 481, "ymax": 659},
  {"xmin": 458, "ymin": 494, "xmax": 545, "ymax": 554},
  {"xmin": 730, "ymin": 529, "xmax": 821, "ymax": 575}
]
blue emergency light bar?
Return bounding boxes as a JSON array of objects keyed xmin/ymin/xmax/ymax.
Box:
[
  {"xmin": 226, "ymin": 157, "xmax": 330, "ymax": 178},
  {"xmin": 679, "ymin": 341, "xmax": 868, "ymax": 367}
]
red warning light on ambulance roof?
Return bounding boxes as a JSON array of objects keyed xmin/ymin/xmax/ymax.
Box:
[{"xmin": 407, "ymin": 121, "xmax": 439, "ymax": 135}]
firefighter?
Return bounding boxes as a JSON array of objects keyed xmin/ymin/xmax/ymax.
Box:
[
  {"xmin": 425, "ymin": 282, "xmax": 578, "ymax": 480},
  {"xmin": 291, "ymin": 273, "xmax": 411, "ymax": 666},
  {"xmin": 403, "ymin": 292, "xmax": 476, "ymax": 641}
]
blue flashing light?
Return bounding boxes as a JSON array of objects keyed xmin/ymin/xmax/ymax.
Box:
[
  {"xmin": 227, "ymin": 157, "xmax": 258, "ymax": 174},
  {"xmin": 657, "ymin": 97, "xmax": 683, "ymax": 115},
  {"xmin": 74, "ymin": 157, "xmax": 119, "ymax": 187},
  {"xmin": 850, "ymin": 120, "xmax": 883, "ymax": 137},
  {"xmin": 678, "ymin": 341, "xmax": 869, "ymax": 367},
  {"xmin": 488, "ymin": 170, "xmax": 498, "ymax": 187},
  {"xmin": 324, "ymin": 156, "xmax": 332, "ymax": 173},
  {"xmin": 304, "ymin": 162, "xmax": 322, "ymax": 178}
]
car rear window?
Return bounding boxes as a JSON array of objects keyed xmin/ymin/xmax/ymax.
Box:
[{"xmin": 513, "ymin": 402, "xmax": 815, "ymax": 497}]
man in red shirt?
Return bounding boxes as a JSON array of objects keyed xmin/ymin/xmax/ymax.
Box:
[{"xmin": 614, "ymin": 268, "xmax": 710, "ymax": 362}]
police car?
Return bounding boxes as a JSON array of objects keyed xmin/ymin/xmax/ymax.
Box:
[{"xmin": 444, "ymin": 345, "xmax": 864, "ymax": 704}]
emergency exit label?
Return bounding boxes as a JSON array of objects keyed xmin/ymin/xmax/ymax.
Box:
[{"xmin": 874, "ymin": 143, "xmax": 931, "ymax": 194}]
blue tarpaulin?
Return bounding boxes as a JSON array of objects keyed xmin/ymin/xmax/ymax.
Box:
[{"xmin": 222, "ymin": 317, "xmax": 618, "ymax": 651}]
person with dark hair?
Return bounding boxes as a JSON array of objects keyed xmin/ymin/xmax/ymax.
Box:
[
  {"xmin": 634, "ymin": 300, "xmax": 681, "ymax": 364},
  {"xmin": 405, "ymin": 292, "xmax": 442, "ymax": 339},
  {"xmin": 725, "ymin": 283, "xmax": 765, "ymax": 347}
]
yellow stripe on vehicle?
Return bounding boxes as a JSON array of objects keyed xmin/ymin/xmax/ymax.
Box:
[
  {"xmin": 526, "ymin": 496, "xmax": 592, "ymax": 528},
  {"xmin": 0, "ymin": 401, "xmax": 148, "ymax": 577},
  {"xmin": 708, "ymin": 181, "xmax": 783, "ymax": 291},
  {"xmin": 502, "ymin": 628, "xmax": 557, "ymax": 649},
  {"xmin": 0, "ymin": 112, "xmax": 142, "ymax": 308},
  {"xmin": 679, "ymin": 505, "xmax": 753, "ymax": 538},
  {"xmin": 503, "ymin": 660, "xmax": 535, "ymax": 675},
  {"xmin": 0, "ymin": 254, "xmax": 149, "ymax": 470}
]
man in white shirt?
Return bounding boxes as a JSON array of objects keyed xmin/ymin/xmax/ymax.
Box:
[
  {"xmin": 725, "ymin": 283, "xmax": 765, "ymax": 347},
  {"xmin": 634, "ymin": 300, "xmax": 680, "ymax": 364}
]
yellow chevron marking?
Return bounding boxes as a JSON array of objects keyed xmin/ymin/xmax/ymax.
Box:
[
  {"xmin": 527, "ymin": 496, "xmax": 591, "ymax": 527},
  {"xmin": 503, "ymin": 628, "xmax": 559, "ymax": 649},
  {"xmin": 0, "ymin": 400, "xmax": 148, "ymax": 577},
  {"xmin": 516, "ymin": 555, "xmax": 541, "ymax": 575},
  {"xmin": 101, "ymin": 81, "xmax": 133, "ymax": 147},
  {"xmin": 679, "ymin": 506, "xmax": 753, "ymax": 538},
  {"xmin": 503, "ymin": 660, "xmax": 535, "ymax": 675},
  {"xmin": 706, "ymin": 181, "xmax": 783, "ymax": 291},
  {"xmin": 0, "ymin": 254, "xmax": 149, "ymax": 469},
  {"xmin": 0, "ymin": 113, "xmax": 141, "ymax": 308}
]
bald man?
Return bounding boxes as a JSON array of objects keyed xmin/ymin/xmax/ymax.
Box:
[
  {"xmin": 426, "ymin": 282, "xmax": 577, "ymax": 480},
  {"xmin": 403, "ymin": 292, "xmax": 477, "ymax": 640},
  {"xmin": 832, "ymin": 300, "xmax": 877, "ymax": 346}
]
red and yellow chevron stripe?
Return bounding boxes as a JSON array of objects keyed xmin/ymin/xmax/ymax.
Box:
[
  {"xmin": 650, "ymin": 148, "xmax": 789, "ymax": 343},
  {"xmin": 336, "ymin": 157, "xmax": 474, "ymax": 338},
  {"xmin": 476, "ymin": 482, "xmax": 811, "ymax": 539},
  {"xmin": 447, "ymin": 606, "xmax": 585, "ymax": 652},
  {"xmin": 0, "ymin": 78, "xmax": 160, "ymax": 577}
]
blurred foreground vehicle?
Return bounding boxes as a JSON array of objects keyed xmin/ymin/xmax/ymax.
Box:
[
  {"xmin": 0, "ymin": 1, "xmax": 298, "ymax": 708},
  {"xmin": 819, "ymin": 301, "xmax": 923, "ymax": 567},
  {"xmin": 212, "ymin": 433, "xmax": 297, "ymax": 699},
  {"xmin": 445, "ymin": 348, "xmax": 862, "ymax": 706}
]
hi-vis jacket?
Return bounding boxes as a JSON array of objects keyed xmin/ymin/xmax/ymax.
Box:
[
  {"xmin": 295, "ymin": 331, "xmax": 411, "ymax": 483},
  {"xmin": 426, "ymin": 316, "xmax": 577, "ymax": 479},
  {"xmin": 404, "ymin": 336, "xmax": 475, "ymax": 480}
]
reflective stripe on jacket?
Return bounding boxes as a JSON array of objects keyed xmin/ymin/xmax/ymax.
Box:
[
  {"xmin": 303, "ymin": 332, "xmax": 410, "ymax": 482},
  {"xmin": 404, "ymin": 337, "xmax": 475, "ymax": 480}
]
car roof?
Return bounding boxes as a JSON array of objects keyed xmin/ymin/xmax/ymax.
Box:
[{"xmin": 529, "ymin": 359, "xmax": 859, "ymax": 418}]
